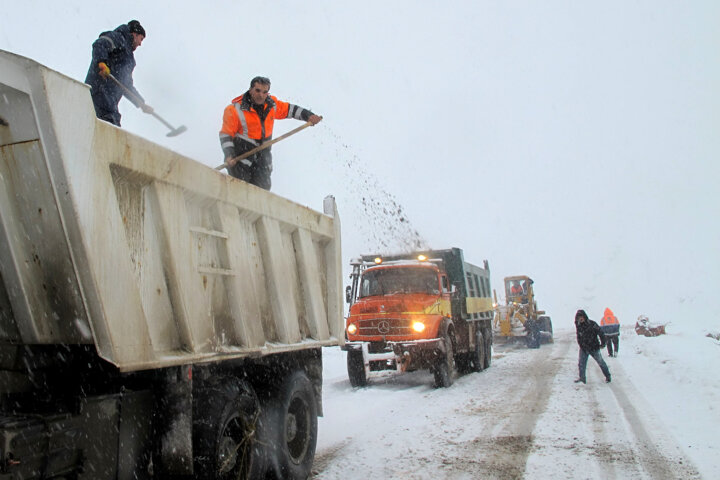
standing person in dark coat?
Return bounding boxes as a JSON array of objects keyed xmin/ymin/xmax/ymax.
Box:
[
  {"xmin": 574, "ymin": 309, "xmax": 611, "ymax": 384},
  {"xmin": 85, "ymin": 20, "xmax": 153, "ymax": 126}
]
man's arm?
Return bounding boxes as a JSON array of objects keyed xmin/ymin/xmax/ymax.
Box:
[
  {"xmin": 276, "ymin": 98, "xmax": 322, "ymax": 125},
  {"xmin": 91, "ymin": 33, "xmax": 117, "ymax": 71},
  {"xmin": 219, "ymin": 105, "xmax": 239, "ymax": 166},
  {"xmin": 597, "ymin": 324, "xmax": 606, "ymax": 347},
  {"xmin": 92, "ymin": 33, "xmax": 153, "ymax": 113}
]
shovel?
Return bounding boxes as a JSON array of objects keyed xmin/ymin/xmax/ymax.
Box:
[
  {"xmin": 106, "ymin": 73, "xmax": 187, "ymax": 137},
  {"xmin": 215, "ymin": 120, "xmax": 314, "ymax": 170}
]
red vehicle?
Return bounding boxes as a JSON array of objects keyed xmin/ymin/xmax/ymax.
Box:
[{"xmin": 342, "ymin": 248, "xmax": 494, "ymax": 388}]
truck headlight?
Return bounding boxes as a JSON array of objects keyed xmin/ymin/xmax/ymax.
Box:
[
  {"xmin": 412, "ymin": 321, "xmax": 425, "ymax": 333},
  {"xmin": 347, "ymin": 324, "xmax": 358, "ymax": 335}
]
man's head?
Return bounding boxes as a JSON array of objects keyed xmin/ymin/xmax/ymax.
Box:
[
  {"xmin": 575, "ymin": 309, "xmax": 588, "ymax": 323},
  {"xmin": 128, "ymin": 20, "xmax": 146, "ymax": 51},
  {"xmin": 249, "ymin": 76, "xmax": 271, "ymax": 105}
]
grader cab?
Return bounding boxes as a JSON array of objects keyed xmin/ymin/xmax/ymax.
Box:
[{"xmin": 493, "ymin": 275, "xmax": 553, "ymax": 347}]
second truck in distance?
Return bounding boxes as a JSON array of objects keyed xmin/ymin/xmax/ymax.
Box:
[{"xmin": 342, "ymin": 248, "xmax": 494, "ymax": 388}]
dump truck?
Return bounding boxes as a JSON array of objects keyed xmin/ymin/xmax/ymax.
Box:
[
  {"xmin": 493, "ymin": 275, "xmax": 553, "ymax": 347},
  {"xmin": 0, "ymin": 49, "xmax": 343, "ymax": 480},
  {"xmin": 342, "ymin": 248, "xmax": 493, "ymax": 388}
]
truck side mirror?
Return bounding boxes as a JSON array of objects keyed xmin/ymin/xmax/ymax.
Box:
[{"xmin": 345, "ymin": 285, "xmax": 352, "ymax": 304}]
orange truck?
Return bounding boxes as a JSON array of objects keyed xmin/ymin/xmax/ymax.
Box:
[{"xmin": 342, "ymin": 248, "xmax": 494, "ymax": 388}]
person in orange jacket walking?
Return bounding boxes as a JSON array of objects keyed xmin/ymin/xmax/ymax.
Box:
[
  {"xmin": 219, "ymin": 76, "xmax": 322, "ymax": 190},
  {"xmin": 600, "ymin": 307, "xmax": 620, "ymax": 357}
]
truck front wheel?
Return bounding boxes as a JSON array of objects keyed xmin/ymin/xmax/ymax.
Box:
[
  {"xmin": 266, "ymin": 370, "xmax": 318, "ymax": 480},
  {"xmin": 346, "ymin": 349, "xmax": 367, "ymax": 387},
  {"xmin": 433, "ymin": 331, "xmax": 457, "ymax": 388},
  {"xmin": 193, "ymin": 378, "xmax": 266, "ymax": 480}
]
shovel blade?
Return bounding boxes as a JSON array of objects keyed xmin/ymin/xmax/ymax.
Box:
[{"xmin": 166, "ymin": 125, "xmax": 187, "ymax": 137}]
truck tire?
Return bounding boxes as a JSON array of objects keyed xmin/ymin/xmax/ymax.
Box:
[
  {"xmin": 193, "ymin": 378, "xmax": 266, "ymax": 480},
  {"xmin": 346, "ymin": 349, "xmax": 367, "ymax": 387},
  {"xmin": 265, "ymin": 370, "xmax": 318, "ymax": 480},
  {"xmin": 483, "ymin": 330, "xmax": 492, "ymax": 369},
  {"xmin": 433, "ymin": 331, "xmax": 457, "ymax": 388},
  {"xmin": 539, "ymin": 316, "xmax": 554, "ymax": 344},
  {"xmin": 470, "ymin": 330, "xmax": 485, "ymax": 373}
]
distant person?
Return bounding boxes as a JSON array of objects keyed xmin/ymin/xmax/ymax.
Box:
[
  {"xmin": 85, "ymin": 20, "xmax": 153, "ymax": 126},
  {"xmin": 219, "ymin": 76, "xmax": 323, "ymax": 190},
  {"xmin": 510, "ymin": 281, "xmax": 523, "ymax": 296},
  {"xmin": 520, "ymin": 279, "xmax": 532, "ymax": 304},
  {"xmin": 600, "ymin": 307, "xmax": 620, "ymax": 357},
  {"xmin": 574, "ymin": 309, "xmax": 611, "ymax": 384}
]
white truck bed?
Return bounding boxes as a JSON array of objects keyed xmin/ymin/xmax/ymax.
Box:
[{"xmin": 0, "ymin": 49, "xmax": 343, "ymax": 371}]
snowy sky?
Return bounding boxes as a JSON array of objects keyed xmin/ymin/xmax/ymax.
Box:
[{"xmin": 2, "ymin": 1, "xmax": 718, "ymax": 329}]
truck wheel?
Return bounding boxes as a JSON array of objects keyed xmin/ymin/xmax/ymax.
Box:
[
  {"xmin": 265, "ymin": 371, "xmax": 318, "ymax": 480},
  {"xmin": 470, "ymin": 330, "xmax": 485, "ymax": 373},
  {"xmin": 193, "ymin": 378, "xmax": 266, "ymax": 480},
  {"xmin": 545, "ymin": 317, "xmax": 554, "ymax": 343},
  {"xmin": 483, "ymin": 331, "xmax": 492, "ymax": 369},
  {"xmin": 539, "ymin": 316, "xmax": 554, "ymax": 344},
  {"xmin": 433, "ymin": 331, "xmax": 457, "ymax": 388},
  {"xmin": 346, "ymin": 350, "xmax": 367, "ymax": 387}
]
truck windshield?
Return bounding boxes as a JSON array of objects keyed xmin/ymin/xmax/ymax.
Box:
[{"xmin": 359, "ymin": 268, "xmax": 440, "ymax": 298}]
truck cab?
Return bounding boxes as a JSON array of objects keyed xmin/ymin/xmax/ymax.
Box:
[
  {"xmin": 346, "ymin": 261, "xmax": 452, "ymax": 343},
  {"xmin": 343, "ymin": 249, "xmax": 493, "ymax": 388}
]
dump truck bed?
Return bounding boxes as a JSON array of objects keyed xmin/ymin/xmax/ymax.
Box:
[{"xmin": 0, "ymin": 49, "xmax": 343, "ymax": 371}]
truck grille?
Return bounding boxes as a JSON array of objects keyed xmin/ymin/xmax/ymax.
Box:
[{"xmin": 357, "ymin": 318, "xmax": 412, "ymax": 336}]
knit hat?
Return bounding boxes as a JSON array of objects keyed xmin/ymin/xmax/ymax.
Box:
[{"xmin": 128, "ymin": 20, "xmax": 146, "ymax": 37}]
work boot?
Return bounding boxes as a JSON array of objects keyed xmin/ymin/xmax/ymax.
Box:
[
  {"xmin": 574, "ymin": 378, "xmax": 586, "ymax": 384},
  {"xmin": 605, "ymin": 376, "xmax": 612, "ymax": 383}
]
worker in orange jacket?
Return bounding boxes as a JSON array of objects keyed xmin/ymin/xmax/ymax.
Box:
[
  {"xmin": 600, "ymin": 307, "xmax": 620, "ymax": 357},
  {"xmin": 219, "ymin": 76, "xmax": 322, "ymax": 190}
]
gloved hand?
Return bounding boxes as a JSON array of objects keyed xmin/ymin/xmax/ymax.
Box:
[{"xmin": 98, "ymin": 62, "xmax": 110, "ymax": 78}]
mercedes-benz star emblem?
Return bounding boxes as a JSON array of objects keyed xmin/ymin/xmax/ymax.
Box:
[{"xmin": 377, "ymin": 320, "xmax": 390, "ymax": 334}]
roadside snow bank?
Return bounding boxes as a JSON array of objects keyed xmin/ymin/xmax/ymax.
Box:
[{"xmin": 619, "ymin": 321, "xmax": 720, "ymax": 478}]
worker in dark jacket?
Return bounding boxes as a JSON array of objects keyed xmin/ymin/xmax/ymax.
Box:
[
  {"xmin": 219, "ymin": 76, "xmax": 322, "ymax": 190},
  {"xmin": 574, "ymin": 309, "xmax": 611, "ymax": 384},
  {"xmin": 85, "ymin": 20, "xmax": 153, "ymax": 126}
]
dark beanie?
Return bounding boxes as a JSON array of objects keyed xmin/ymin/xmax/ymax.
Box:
[{"xmin": 128, "ymin": 20, "xmax": 146, "ymax": 37}]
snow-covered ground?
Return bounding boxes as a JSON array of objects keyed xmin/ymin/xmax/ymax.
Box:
[{"xmin": 312, "ymin": 318, "xmax": 719, "ymax": 479}]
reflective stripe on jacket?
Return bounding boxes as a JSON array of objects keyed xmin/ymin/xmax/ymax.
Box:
[
  {"xmin": 219, "ymin": 93, "xmax": 312, "ymax": 158},
  {"xmin": 601, "ymin": 308, "xmax": 620, "ymax": 335}
]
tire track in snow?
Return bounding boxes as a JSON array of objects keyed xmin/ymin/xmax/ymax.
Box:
[
  {"xmin": 605, "ymin": 361, "xmax": 701, "ymax": 479},
  {"xmin": 526, "ymin": 332, "xmax": 700, "ymax": 480},
  {"xmin": 437, "ymin": 338, "xmax": 572, "ymax": 478}
]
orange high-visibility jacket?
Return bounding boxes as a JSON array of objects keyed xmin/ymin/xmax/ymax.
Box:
[
  {"xmin": 601, "ymin": 308, "xmax": 619, "ymax": 326},
  {"xmin": 219, "ymin": 93, "xmax": 313, "ymax": 158}
]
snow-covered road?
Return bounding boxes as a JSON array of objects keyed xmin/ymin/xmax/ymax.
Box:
[{"xmin": 312, "ymin": 331, "xmax": 703, "ymax": 479}]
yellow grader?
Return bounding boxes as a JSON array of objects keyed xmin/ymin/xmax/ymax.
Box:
[{"xmin": 493, "ymin": 275, "xmax": 553, "ymax": 347}]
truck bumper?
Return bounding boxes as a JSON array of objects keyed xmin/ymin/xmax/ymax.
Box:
[{"xmin": 342, "ymin": 338, "xmax": 444, "ymax": 375}]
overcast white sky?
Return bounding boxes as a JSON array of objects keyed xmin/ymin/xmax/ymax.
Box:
[{"xmin": 2, "ymin": 1, "xmax": 718, "ymax": 329}]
